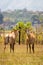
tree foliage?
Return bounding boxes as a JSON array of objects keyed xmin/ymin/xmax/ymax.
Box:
[{"xmin": 13, "ymin": 21, "xmax": 32, "ymax": 44}]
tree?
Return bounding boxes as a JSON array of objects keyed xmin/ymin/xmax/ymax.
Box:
[
  {"xmin": 25, "ymin": 22, "xmax": 32, "ymax": 32},
  {"xmin": 13, "ymin": 21, "xmax": 32, "ymax": 44},
  {"xmin": 17, "ymin": 21, "xmax": 25, "ymax": 44}
]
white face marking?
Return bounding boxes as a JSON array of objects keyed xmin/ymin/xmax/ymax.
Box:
[{"xmin": 9, "ymin": 32, "xmax": 15, "ymax": 38}]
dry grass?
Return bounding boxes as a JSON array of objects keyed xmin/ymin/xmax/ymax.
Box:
[{"xmin": 0, "ymin": 43, "xmax": 43, "ymax": 65}]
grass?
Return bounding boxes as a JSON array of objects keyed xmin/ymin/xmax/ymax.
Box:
[
  {"xmin": 0, "ymin": 36, "xmax": 43, "ymax": 65},
  {"xmin": 0, "ymin": 43, "xmax": 43, "ymax": 65}
]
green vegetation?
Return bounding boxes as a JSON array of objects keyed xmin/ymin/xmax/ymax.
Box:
[
  {"xmin": 0, "ymin": 21, "xmax": 43, "ymax": 65},
  {"xmin": 0, "ymin": 10, "xmax": 43, "ymax": 65},
  {"xmin": 0, "ymin": 9, "xmax": 43, "ymax": 30},
  {"xmin": 13, "ymin": 21, "xmax": 32, "ymax": 43}
]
